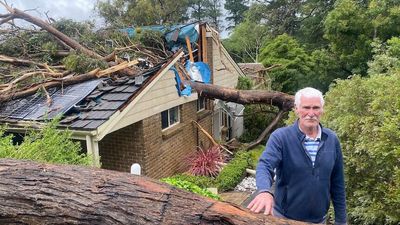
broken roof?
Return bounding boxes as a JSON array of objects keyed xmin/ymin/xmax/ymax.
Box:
[{"xmin": 0, "ymin": 62, "xmax": 163, "ymax": 130}]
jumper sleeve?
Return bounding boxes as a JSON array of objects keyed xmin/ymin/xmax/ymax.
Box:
[
  {"xmin": 255, "ymin": 131, "xmax": 282, "ymax": 193},
  {"xmin": 330, "ymin": 137, "xmax": 347, "ymax": 224}
]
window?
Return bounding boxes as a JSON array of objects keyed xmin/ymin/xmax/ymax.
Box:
[
  {"xmin": 220, "ymin": 110, "xmax": 230, "ymax": 128},
  {"xmin": 219, "ymin": 110, "xmax": 232, "ymax": 140},
  {"xmin": 161, "ymin": 106, "xmax": 180, "ymax": 130},
  {"xmin": 197, "ymin": 97, "xmax": 206, "ymax": 112}
]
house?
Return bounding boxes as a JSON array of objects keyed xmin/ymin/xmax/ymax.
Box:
[{"xmin": 0, "ymin": 23, "xmax": 245, "ymax": 179}]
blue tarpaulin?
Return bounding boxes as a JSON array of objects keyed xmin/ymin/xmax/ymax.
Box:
[
  {"xmin": 170, "ymin": 66, "xmax": 192, "ymax": 96},
  {"xmin": 185, "ymin": 61, "xmax": 211, "ymax": 83},
  {"xmin": 120, "ymin": 23, "xmax": 199, "ymax": 51}
]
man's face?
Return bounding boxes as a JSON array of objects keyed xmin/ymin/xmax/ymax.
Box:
[{"xmin": 295, "ymin": 96, "xmax": 323, "ymax": 130}]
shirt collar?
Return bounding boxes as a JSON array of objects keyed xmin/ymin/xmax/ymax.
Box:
[{"xmin": 299, "ymin": 124, "xmax": 322, "ymax": 141}]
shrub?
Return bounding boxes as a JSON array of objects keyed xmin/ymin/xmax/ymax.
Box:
[
  {"xmin": 215, "ymin": 151, "xmax": 250, "ymax": 192},
  {"xmin": 248, "ymin": 145, "xmax": 265, "ymax": 169},
  {"xmin": 168, "ymin": 174, "xmax": 215, "ymax": 188},
  {"xmin": 323, "ymin": 73, "xmax": 400, "ymax": 225},
  {"xmin": 187, "ymin": 145, "xmax": 224, "ymax": 177},
  {"xmin": 161, "ymin": 177, "xmax": 220, "ymax": 200},
  {"xmin": 0, "ymin": 118, "xmax": 92, "ymax": 166}
]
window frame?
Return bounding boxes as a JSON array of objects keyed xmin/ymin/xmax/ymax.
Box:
[
  {"xmin": 197, "ymin": 96, "xmax": 206, "ymax": 112},
  {"xmin": 161, "ymin": 106, "xmax": 180, "ymax": 130}
]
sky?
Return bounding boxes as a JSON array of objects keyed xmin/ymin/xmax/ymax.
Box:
[{"xmin": 0, "ymin": 0, "xmax": 101, "ymax": 24}]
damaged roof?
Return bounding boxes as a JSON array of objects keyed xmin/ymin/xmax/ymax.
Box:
[
  {"xmin": 0, "ymin": 63, "xmax": 163, "ymax": 130},
  {"xmin": 0, "ymin": 22, "xmax": 210, "ymax": 132}
]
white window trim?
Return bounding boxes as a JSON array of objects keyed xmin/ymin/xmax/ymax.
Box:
[
  {"xmin": 197, "ymin": 97, "xmax": 206, "ymax": 112},
  {"xmin": 161, "ymin": 106, "xmax": 180, "ymax": 131}
]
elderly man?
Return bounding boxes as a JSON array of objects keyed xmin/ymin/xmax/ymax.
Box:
[{"xmin": 247, "ymin": 87, "xmax": 347, "ymax": 225}]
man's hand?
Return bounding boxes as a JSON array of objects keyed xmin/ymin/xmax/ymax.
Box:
[{"xmin": 247, "ymin": 192, "xmax": 274, "ymax": 215}]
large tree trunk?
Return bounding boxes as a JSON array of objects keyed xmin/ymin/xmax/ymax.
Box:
[
  {"xmin": 0, "ymin": 159, "xmax": 307, "ymax": 225},
  {"xmin": 184, "ymin": 81, "xmax": 294, "ymax": 111}
]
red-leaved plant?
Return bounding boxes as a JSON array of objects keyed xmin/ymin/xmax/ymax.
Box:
[{"xmin": 187, "ymin": 145, "xmax": 224, "ymax": 177}]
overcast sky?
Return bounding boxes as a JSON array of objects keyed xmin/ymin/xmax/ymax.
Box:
[{"xmin": 0, "ymin": 0, "xmax": 100, "ymax": 24}]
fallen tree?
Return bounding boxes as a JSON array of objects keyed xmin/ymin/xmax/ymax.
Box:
[{"xmin": 0, "ymin": 159, "xmax": 306, "ymax": 225}]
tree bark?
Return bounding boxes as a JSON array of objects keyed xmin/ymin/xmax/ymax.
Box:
[
  {"xmin": 0, "ymin": 159, "xmax": 307, "ymax": 225},
  {"xmin": 184, "ymin": 80, "xmax": 294, "ymax": 111}
]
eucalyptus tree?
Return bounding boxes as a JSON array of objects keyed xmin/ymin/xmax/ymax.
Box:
[
  {"xmin": 224, "ymin": 0, "xmax": 249, "ymax": 29},
  {"xmin": 96, "ymin": 0, "xmax": 190, "ymax": 26}
]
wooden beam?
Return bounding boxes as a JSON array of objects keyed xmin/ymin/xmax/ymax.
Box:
[
  {"xmin": 201, "ymin": 24, "xmax": 208, "ymax": 63},
  {"xmin": 185, "ymin": 36, "xmax": 194, "ymax": 62}
]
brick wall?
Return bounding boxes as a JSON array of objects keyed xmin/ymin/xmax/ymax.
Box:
[
  {"xmin": 99, "ymin": 100, "xmax": 213, "ymax": 179},
  {"xmin": 99, "ymin": 121, "xmax": 145, "ymax": 172},
  {"xmin": 143, "ymin": 101, "xmax": 213, "ymax": 179}
]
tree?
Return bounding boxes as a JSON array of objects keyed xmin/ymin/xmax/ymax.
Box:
[
  {"xmin": 224, "ymin": 0, "xmax": 249, "ymax": 29},
  {"xmin": 323, "ymin": 73, "xmax": 400, "ymax": 225},
  {"xmin": 323, "ymin": 0, "xmax": 372, "ymax": 75},
  {"xmin": 259, "ymin": 34, "xmax": 312, "ymax": 94},
  {"xmin": 367, "ymin": 37, "xmax": 400, "ymax": 75},
  {"xmin": 0, "ymin": 158, "xmax": 309, "ymax": 225},
  {"xmin": 188, "ymin": 0, "xmax": 210, "ymax": 21},
  {"xmin": 223, "ymin": 19, "xmax": 269, "ymax": 63},
  {"xmin": 96, "ymin": 0, "xmax": 190, "ymax": 27},
  {"xmin": 308, "ymin": 49, "xmax": 346, "ymax": 93},
  {"xmin": 295, "ymin": 0, "xmax": 336, "ymax": 49},
  {"xmin": 204, "ymin": 0, "xmax": 223, "ymax": 31},
  {"xmin": 324, "ymin": 0, "xmax": 400, "ymax": 75}
]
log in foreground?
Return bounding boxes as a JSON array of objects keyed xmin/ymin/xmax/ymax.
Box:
[{"xmin": 0, "ymin": 159, "xmax": 307, "ymax": 225}]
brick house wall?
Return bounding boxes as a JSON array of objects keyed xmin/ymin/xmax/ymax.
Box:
[
  {"xmin": 99, "ymin": 121, "xmax": 145, "ymax": 172},
  {"xmin": 98, "ymin": 100, "xmax": 213, "ymax": 179}
]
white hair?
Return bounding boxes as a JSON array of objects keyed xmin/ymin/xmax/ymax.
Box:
[{"xmin": 294, "ymin": 87, "xmax": 324, "ymax": 107}]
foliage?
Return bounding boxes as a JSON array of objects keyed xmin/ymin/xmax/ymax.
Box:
[
  {"xmin": 188, "ymin": 0, "xmax": 209, "ymax": 21},
  {"xmin": 63, "ymin": 53, "xmax": 108, "ymax": 74},
  {"xmin": 187, "ymin": 145, "xmax": 224, "ymax": 177},
  {"xmin": 161, "ymin": 177, "xmax": 221, "ymax": 200},
  {"xmin": 323, "ymin": 74, "xmax": 400, "ymax": 225},
  {"xmin": 248, "ymin": 145, "xmax": 264, "ymax": 170},
  {"xmin": 205, "ymin": 1, "xmax": 223, "ymax": 31},
  {"xmin": 96, "ymin": 0, "xmax": 190, "ymax": 27},
  {"xmin": 215, "ymin": 151, "xmax": 250, "ymax": 192},
  {"xmin": 167, "ymin": 174, "xmax": 215, "ymax": 188},
  {"xmin": 295, "ymin": 0, "xmax": 336, "ymax": 49},
  {"xmin": 223, "ymin": 19, "xmax": 268, "ymax": 63},
  {"xmin": 239, "ymin": 104, "xmax": 284, "ymax": 143},
  {"xmin": 323, "ymin": 0, "xmax": 372, "ymax": 75},
  {"xmin": 236, "ymin": 76, "xmax": 252, "ymax": 90},
  {"xmin": 242, "ymin": 0, "xmax": 334, "ymax": 45},
  {"xmin": 259, "ymin": 34, "xmax": 312, "ymax": 94},
  {"xmin": 224, "ymin": 0, "xmax": 249, "ymax": 29},
  {"xmin": 308, "ymin": 49, "xmax": 348, "ymax": 93},
  {"xmin": 368, "ymin": 37, "xmax": 400, "ymax": 75},
  {"xmin": 135, "ymin": 29, "xmax": 166, "ymax": 51},
  {"xmin": 0, "ymin": 119, "xmax": 92, "ymax": 165}
]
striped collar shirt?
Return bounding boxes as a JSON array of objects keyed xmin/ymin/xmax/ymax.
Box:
[{"xmin": 300, "ymin": 125, "xmax": 322, "ymax": 166}]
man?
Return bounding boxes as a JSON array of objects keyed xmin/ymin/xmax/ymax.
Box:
[{"xmin": 247, "ymin": 87, "xmax": 347, "ymax": 225}]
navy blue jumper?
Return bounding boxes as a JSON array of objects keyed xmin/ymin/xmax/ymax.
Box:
[{"xmin": 256, "ymin": 120, "xmax": 347, "ymax": 224}]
